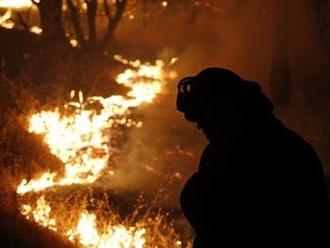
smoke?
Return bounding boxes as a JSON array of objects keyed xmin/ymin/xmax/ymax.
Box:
[
  {"xmin": 103, "ymin": 101, "xmax": 205, "ymax": 208},
  {"xmin": 111, "ymin": 0, "xmax": 330, "ymax": 196}
]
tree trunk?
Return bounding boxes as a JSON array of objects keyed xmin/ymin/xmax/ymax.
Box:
[
  {"xmin": 30, "ymin": 0, "xmax": 73, "ymax": 86},
  {"xmin": 87, "ymin": 0, "xmax": 98, "ymax": 48},
  {"xmin": 100, "ymin": 0, "xmax": 127, "ymax": 52},
  {"xmin": 38, "ymin": 0, "xmax": 66, "ymax": 43},
  {"xmin": 67, "ymin": 0, "xmax": 85, "ymax": 47}
]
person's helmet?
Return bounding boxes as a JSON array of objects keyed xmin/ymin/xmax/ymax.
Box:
[{"xmin": 176, "ymin": 67, "xmax": 273, "ymax": 122}]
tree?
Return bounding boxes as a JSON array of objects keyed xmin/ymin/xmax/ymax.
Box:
[
  {"xmin": 0, "ymin": 0, "xmax": 130, "ymax": 89},
  {"xmin": 28, "ymin": 0, "xmax": 128, "ymax": 53},
  {"xmin": 65, "ymin": 0, "xmax": 127, "ymax": 52},
  {"xmin": 32, "ymin": 0, "xmax": 66, "ymax": 44}
]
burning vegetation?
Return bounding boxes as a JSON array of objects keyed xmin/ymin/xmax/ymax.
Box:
[
  {"xmin": 0, "ymin": 1, "xmax": 204, "ymax": 247},
  {"xmin": 1, "ymin": 0, "xmax": 330, "ymax": 247},
  {"xmin": 13, "ymin": 56, "xmax": 193, "ymax": 248}
]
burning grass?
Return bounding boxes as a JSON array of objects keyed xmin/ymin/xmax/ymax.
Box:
[
  {"xmin": 18, "ymin": 186, "xmax": 192, "ymax": 248},
  {"xmin": 1, "ymin": 56, "xmax": 193, "ymax": 247},
  {"xmin": 16, "ymin": 56, "xmax": 174, "ymax": 194}
]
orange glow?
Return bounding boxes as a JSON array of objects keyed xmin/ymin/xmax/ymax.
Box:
[
  {"xmin": 0, "ymin": 0, "xmax": 33, "ymax": 8},
  {"xmin": 0, "ymin": 10, "xmax": 14, "ymax": 29},
  {"xmin": 16, "ymin": 56, "xmax": 183, "ymax": 247},
  {"xmin": 17, "ymin": 57, "xmax": 174, "ymax": 195},
  {"xmin": 21, "ymin": 195, "xmax": 57, "ymax": 231},
  {"xmin": 162, "ymin": 1, "xmax": 168, "ymax": 7},
  {"xmin": 30, "ymin": 26, "xmax": 42, "ymax": 34},
  {"xmin": 67, "ymin": 211, "xmax": 146, "ymax": 248}
]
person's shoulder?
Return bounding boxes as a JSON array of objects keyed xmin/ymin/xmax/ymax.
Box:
[{"xmin": 276, "ymin": 121, "xmax": 321, "ymax": 162}]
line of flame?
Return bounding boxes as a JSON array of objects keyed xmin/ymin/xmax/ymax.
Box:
[
  {"xmin": 17, "ymin": 57, "xmax": 174, "ymax": 195},
  {"xmin": 17, "ymin": 56, "xmax": 179, "ymax": 248},
  {"xmin": 21, "ymin": 196, "xmax": 146, "ymax": 248}
]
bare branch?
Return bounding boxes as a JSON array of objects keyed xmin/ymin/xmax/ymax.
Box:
[
  {"xmin": 16, "ymin": 12, "xmax": 29, "ymax": 30},
  {"xmin": 100, "ymin": 0, "xmax": 126, "ymax": 50},
  {"xmin": 103, "ymin": 0, "xmax": 112, "ymax": 21},
  {"xmin": 31, "ymin": 0, "xmax": 40, "ymax": 7},
  {"xmin": 114, "ymin": 0, "xmax": 127, "ymax": 22},
  {"xmin": 85, "ymin": 0, "xmax": 98, "ymax": 47},
  {"xmin": 67, "ymin": 0, "xmax": 85, "ymax": 46},
  {"xmin": 25, "ymin": 7, "xmax": 32, "ymax": 25}
]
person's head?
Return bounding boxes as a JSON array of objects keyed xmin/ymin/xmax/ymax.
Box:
[{"xmin": 176, "ymin": 67, "xmax": 274, "ymax": 142}]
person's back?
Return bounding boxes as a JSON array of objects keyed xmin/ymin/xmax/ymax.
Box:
[{"xmin": 177, "ymin": 68, "xmax": 330, "ymax": 247}]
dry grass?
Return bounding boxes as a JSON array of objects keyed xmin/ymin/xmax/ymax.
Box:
[{"xmin": 0, "ymin": 73, "xmax": 194, "ymax": 248}]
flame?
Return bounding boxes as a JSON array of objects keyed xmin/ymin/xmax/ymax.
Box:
[
  {"xmin": 30, "ymin": 26, "xmax": 42, "ymax": 34},
  {"xmin": 70, "ymin": 38, "xmax": 78, "ymax": 47},
  {"xmin": 115, "ymin": 59, "xmax": 165, "ymax": 104},
  {"xmin": 17, "ymin": 57, "xmax": 173, "ymax": 195},
  {"xmin": 161, "ymin": 1, "xmax": 168, "ymax": 7},
  {"xmin": 17, "ymin": 172, "xmax": 57, "ymax": 195},
  {"xmin": 21, "ymin": 196, "xmax": 146, "ymax": 248},
  {"xmin": 16, "ymin": 56, "xmax": 183, "ymax": 247},
  {"xmin": 0, "ymin": 9, "xmax": 14, "ymax": 29},
  {"xmin": 0, "ymin": 0, "xmax": 32, "ymax": 8},
  {"xmin": 21, "ymin": 195, "xmax": 57, "ymax": 231},
  {"xmin": 0, "ymin": 11, "xmax": 41, "ymax": 31},
  {"xmin": 68, "ymin": 211, "xmax": 146, "ymax": 248}
]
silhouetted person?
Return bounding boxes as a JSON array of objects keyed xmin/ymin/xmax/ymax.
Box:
[{"xmin": 177, "ymin": 68, "xmax": 330, "ymax": 247}]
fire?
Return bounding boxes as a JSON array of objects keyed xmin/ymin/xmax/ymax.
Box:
[
  {"xmin": 30, "ymin": 25, "xmax": 42, "ymax": 34},
  {"xmin": 68, "ymin": 212, "xmax": 146, "ymax": 248},
  {"xmin": 0, "ymin": 0, "xmax": 32, "ymax": 8},
  {"xmin": 16, "ymin": 56, "xmax": 185, "ymax": 248},
  {"xmin": 21, "ymin": 195, "xmax": 57, "ymax": 231},
  {"xmin": 70, "ymin": 38, "xmax": 78, "ymax": 47},
  {"xmin": 116, "ymin": 61, "xmax": 164, "ymax": 104},
  {"xmin": 17, "ymin": 172, "xmax": 57, "ymax": 195},
  {"xmin": 20, "ymin": 196, "xmax": 146, "ymax": 248},
  {"xmin": 0, "ymin": 9, "xmax": 14, "ymax": 29},
  {"xmin": 17, "ymin": 56, "xmax": 172, "ymax": 195}
]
